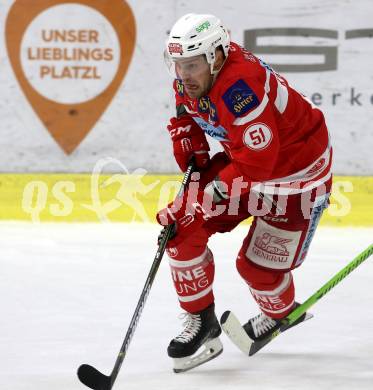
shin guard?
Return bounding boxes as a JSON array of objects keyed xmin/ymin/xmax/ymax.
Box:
[
  {"xmin": 237, "ymin": 254, "xmax": 295, "ymax": 319},
  {"xmin": 168, "ymin": 246, "xmax": 215, "ymax": 313}
]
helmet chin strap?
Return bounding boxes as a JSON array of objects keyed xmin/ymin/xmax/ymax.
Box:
[
  {"xmin": 208, "ymin": 44, "xmax": 228, "ymax": 74},
  {"xmin": 210, "ymin": 56, "xmax": 227, "ymax": 89}
]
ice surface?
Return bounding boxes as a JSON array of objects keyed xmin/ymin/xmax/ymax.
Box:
[{"xmin": 1, "ymin": 222, "xmax": 372, "ymax": 390}]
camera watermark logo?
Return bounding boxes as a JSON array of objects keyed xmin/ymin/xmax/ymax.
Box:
[
  {"xmin": 21, "ymin": 158, "xmax": 162, "ymax": 223},
  {"xmin": 21, "ymin": 158, "xmax": 353, "ymax": 223},
  {"xmin": 81, "ymin": 157, "xmax": 160, "ymax": 222}
]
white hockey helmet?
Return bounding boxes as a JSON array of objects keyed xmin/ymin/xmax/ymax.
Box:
[{"xmin": 165, "ymin": 13, "xmax": 230, "ymax": 76}]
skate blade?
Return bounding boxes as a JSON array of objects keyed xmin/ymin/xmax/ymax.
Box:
[{"xmin": 173, "ymin": 337, "xmax": 223, "ymax": 373}]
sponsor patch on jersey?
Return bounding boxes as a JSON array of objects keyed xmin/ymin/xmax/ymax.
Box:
[
  {"xmin": 198, "ymin": 96, "xmax": 210, "ymax": 113},
  {"xmin": 193, "ymin": 117, "xmax": 228, "ymax": 142},
  {"xmin": 222, "ymin": 79, "xmax": 260, "ymax": 117},
  {"xmin": 246, "ymin": 219, "xmax": 302, "ymax": 270},
  {"xmin": 243, "ymin": 123, "xmax": 273, "ymax": 151},
  {"xmin": 198, "ymin": 97, "xmax": 219, "ymax": 124},
  {"xmin": 208, "ymin": 101, "xmax": 218, "ymax": 123},
  {"xmin": 175, "ymin": 79, "xmax": 184, "ymax": 96}
]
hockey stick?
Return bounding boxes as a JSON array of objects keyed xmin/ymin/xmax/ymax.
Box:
[
  {"xmin": 77, "ymin": 161, "xmax": 196, "ymax": 390},
  {"xmin": 284, "ymin": 243, "xmax": 373, "ymax": 326},
  {"xmin": 221, "ymin": 243, "xmax": 373, "ymax": 356},
  {"xmin": 250, "ymin": 243, "xmax": 373, "ymax": 354}
]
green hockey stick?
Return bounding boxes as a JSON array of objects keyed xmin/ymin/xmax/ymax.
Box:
[
  {"xmin": 285, "ymin": 243, "xmax": 373, "ymax": 326},
  {"xmin": 222, "ymin": 244, "xmax": 373, "ymax": 356},
  {"xmin": 236, "ymin": 243, "xmax": 373, "ymax": 356}
]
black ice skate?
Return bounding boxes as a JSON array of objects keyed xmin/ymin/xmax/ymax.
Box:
[
  {"xmin": 221, "ymin": 303, "xmax": 313, "ymax": 356},
  {"xmin": 243, "ymin": 311, "xmax": 283, "ymax": 341},
  {"xmin": 168, "ymin": 303, "xmax": 223, "ymax": 373},
  {"xmin": 244, "ymin": 303, "xmax": 309, "ymax": 341}
]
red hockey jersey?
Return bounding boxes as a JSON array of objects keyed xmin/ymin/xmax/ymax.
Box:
[{"xmin": 173, "ymin": 42, "xmax": 332, "ymax": 195}]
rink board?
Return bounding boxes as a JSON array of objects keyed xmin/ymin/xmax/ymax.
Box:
[{"xmin": 0, "ymin": 174, "xmax": 371, "ymax": 226}]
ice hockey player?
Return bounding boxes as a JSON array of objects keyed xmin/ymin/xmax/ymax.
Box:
[{"xmin": 157, "ymin": 13, "xmax": 332, "ymax": 372}]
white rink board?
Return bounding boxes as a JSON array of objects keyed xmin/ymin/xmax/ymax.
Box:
[
  {"xmin": 1, "ymin": 222, "xmax": 372, "ymax": 390},
  {"xmin": 0, "ymin": 0, "xmax": 372, "ymax": 174}
]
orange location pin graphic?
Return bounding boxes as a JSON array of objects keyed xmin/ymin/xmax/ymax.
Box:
[{"xmin": 5, "ymin": 0, "xmax": 136, "ymax": 154}]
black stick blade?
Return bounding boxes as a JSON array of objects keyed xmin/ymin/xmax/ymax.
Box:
[{"xmin": 77, "ymin": 364, "xmax": 112, "ymax": 390}]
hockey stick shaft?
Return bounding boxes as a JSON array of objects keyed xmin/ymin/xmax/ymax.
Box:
[
  {"xmin": 107, "ymin": 161, "xmax": 195, "ymax": 387},
  {"xmin": 285, "ymin": 243, "xmax": 373, "ymax": 326},
  {"xmin": 77, "ymin": 161, "xmax": 196, "ymax": 390}
]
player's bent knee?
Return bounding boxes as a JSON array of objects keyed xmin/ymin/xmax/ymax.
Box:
[{"xmin": 236, "ymin": 252, "xmax": 282, "ymax": 289}]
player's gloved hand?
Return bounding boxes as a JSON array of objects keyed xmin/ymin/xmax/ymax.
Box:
[
  {"xmin": 167, "ymin": 116, "xmax": 210, "ymax": 172},
  {"xmin": 156, "ymin": 187, "xmax": 214, "ymax": 246}
]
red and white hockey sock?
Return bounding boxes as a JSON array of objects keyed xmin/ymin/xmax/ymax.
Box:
[
  {"xmin": 249, "ymin": 272, "xmax": 295, "ymax": 319},
  {"xmin": 167, "ymin": 246, "xmax": 215, "ymax": 313}
]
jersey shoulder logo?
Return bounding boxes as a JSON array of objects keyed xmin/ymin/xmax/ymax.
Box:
[{"xmin": 222, "ymin": 79, "xmax": 260, "ymax": 117}]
